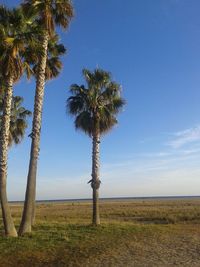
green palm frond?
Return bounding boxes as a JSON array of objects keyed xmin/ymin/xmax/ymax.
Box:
[
  {"xmin": 75, "ymin": 111, "xmax": 93, "ymax": 136},
  {"xmin": 69, "ymin": 84, "xmax": 86, "ymax": 95},
  {"xmin": 0, "ymin": 5, "xmax": 36, "ymax": 82},
  {"xmin": 67, "ymin": 95, "xmax": 85, "ymax": 115},
  {"xmin": 0, "ymin": 91, "xmax": 31, "ymax": 147}
]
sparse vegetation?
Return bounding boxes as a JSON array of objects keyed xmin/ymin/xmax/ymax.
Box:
[{"xmin": 0, "ymin": 198, "xmax": 200, "ymax": 267}]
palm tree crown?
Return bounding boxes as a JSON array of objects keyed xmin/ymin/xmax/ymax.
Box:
[
  {"xmin": 67, "ymin": 68, "xmax": 125, "ymax": 137},
  {"xmin": 22, "ymin": 0, "xmax": 73, "ymax": 35}
]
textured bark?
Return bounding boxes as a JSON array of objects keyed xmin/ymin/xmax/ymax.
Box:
[
  {"xmin": 31, "ymin": 202, "xmax": 36, "ymax": 226},
  {"xmin": 19, "ymin": 33, "xmax": 49, "ymax": 235},
  {"xmin": 0, "ymin": 76, "xmax": 18, "ymax": 237},
  {"xmin": 31, "ymin": 176, "xmax": 36, "ymax": 226},
  {"xmin": 91, "ymin": 133, "xmax": 101, "ymax": 225}
]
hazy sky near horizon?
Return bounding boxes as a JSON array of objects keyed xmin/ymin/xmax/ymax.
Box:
[{"xmin": 4, "ymin": 0, "xmax": 200, "ymax": 200}]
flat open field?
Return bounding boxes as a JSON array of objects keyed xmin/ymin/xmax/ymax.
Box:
[{"xmin": 0, "ymin": 198, "xmax": 200, "ymax": 267}]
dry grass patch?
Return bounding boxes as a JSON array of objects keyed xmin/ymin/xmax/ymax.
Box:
[{"xmin": 0, "ymin": 198, "xmax": 200, "ymax": 266}]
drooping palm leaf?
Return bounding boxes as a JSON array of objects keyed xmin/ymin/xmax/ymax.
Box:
[{"xmin": 0, "ymin": 90, "xmax": 31, "ymax": 147}]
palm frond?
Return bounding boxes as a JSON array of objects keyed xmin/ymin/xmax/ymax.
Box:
[
  {"xmin": 0, "ymin": 92, "xmax": 31, "ymax": 147},
  {"xmin": 0, "ymin": 5, "xmax": 35, "ymax": 82},
  {"xmin": 75, "ymin": 111, "xmax": 93, "ymax": 136}
]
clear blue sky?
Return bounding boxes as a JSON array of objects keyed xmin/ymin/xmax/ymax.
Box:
[{"xmin": 4, "ymin": 0, "xmax": 200, "ymax": 200}]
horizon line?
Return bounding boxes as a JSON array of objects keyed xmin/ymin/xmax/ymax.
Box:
[{"xmin": 9, "ymin": 195, "xmax": 200, "ymax": 203}]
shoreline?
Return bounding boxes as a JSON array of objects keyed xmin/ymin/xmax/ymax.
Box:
[{"xmin": 9, "ymin": 195, "xmax": 200, "ymax": 204}]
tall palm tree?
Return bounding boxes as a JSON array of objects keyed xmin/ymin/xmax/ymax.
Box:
[
  {"xmin": 19, "ymin": 0, "xmax": 73, "ymax": 235},
  {"xmin": 0, "ymin": 6, "xmax": 34, "ymax": 237},
  {"xmin": 67, "ymin": 68, "xmax": 125, "ymax": 225},
  {"xmin": 22, "ymin": 35, "xmax": 66, "ymax": 227}
]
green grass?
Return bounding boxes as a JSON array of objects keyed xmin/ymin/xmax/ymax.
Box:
[{"xmin": 0, "ymin": 199, "xmax": 200, "ymax": 266}]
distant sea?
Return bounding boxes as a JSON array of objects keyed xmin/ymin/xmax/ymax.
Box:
[{"xmin": 10, "ymin": 195, "xmax": 200, "ymax": 204}]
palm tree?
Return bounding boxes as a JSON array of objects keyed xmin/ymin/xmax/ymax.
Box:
[
  {"xmin": 67, "ymin": 68, "xmax": 125, "ymax": 225},
  {"xmin": 22, "ymin": 35, "xmax": 66, "ymax": 227},
  {"xmin": 0, "ymin": 6, "xmax": 34, "ymax": 237},
  {"xmin": 19, "ymin": 0, "xmax": 73, "ymax": 235}
]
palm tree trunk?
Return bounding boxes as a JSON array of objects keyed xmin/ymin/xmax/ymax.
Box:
[
  {"xmin": 31, "ymin": 176, "xmax": 36, "ymax": 226},
  {"xmin": 92, "ymin": 133, "xmax": 101, "ymax": 225},
  {"xmin": 31, "ymin": 201, "xmax": 36, "ymax": 226},
  {"xmin": 19, "ymin": 32, "xmax": 49, "ymax": 235},
  {"xmin": 0, "ymin": 76, "xmax": 18, "ymax": 237}
]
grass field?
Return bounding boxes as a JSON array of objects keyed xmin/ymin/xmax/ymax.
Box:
[{"xmin": 0, "ymin": 198, "xmax": 200, "ymax": 266}]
